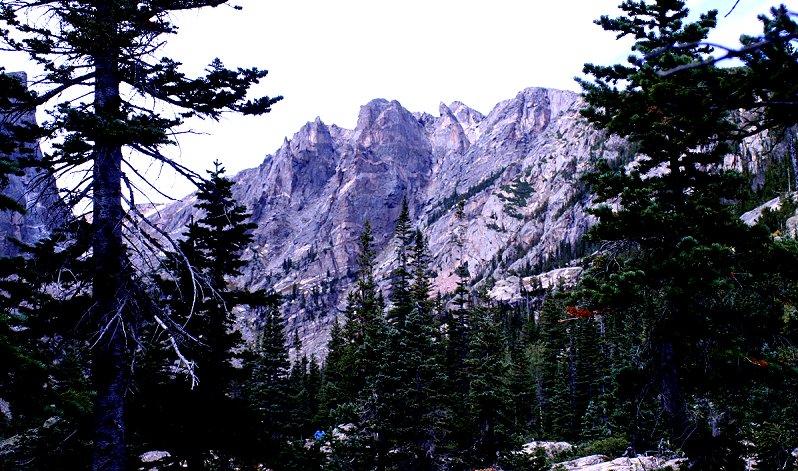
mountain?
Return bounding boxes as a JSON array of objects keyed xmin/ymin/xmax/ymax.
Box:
[
  {"xmin": 156, "ymin": 87, "xmax": 787, "ymax": 357},
  {"xmin": 155, "ymin": 87, "xmax": 628, "ymax": 355}
]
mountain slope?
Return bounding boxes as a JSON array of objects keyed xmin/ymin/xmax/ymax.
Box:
[{"xmin": 156, "ymin": 87, "xmax": 635, "ymax": 355}]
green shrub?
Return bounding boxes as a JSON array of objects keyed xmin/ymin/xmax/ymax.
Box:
[{"xmin": 578, "ymin": 435, "xmax": 630, "ymax": 458}]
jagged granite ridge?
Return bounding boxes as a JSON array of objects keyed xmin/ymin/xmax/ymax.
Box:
[{"xmin": 155, "ymin": 87, "xmax": 630, "ymax": 355}]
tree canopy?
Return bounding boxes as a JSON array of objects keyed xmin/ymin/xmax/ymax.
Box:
[{"xmin": 1, "ymin": 2, "xmax": 280, "ymax": 469}]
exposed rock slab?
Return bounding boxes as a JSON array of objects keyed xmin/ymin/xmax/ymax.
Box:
[{"xmin": 0, "ymin": 72, "xmax": 66, "ymax": 255}]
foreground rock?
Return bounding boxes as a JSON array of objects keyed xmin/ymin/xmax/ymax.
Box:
[{"xmin": 552, "ymin": 454, "xmax": 685, "ymax": 470}]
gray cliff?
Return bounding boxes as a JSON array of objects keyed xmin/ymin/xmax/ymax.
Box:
[
  {"xmin": 157, "ymin": 87, "xmax": 631, "ymax": 356},
  {"xmin": 0, "ymin": 72, "xmax": 65, "ymax": 254}
]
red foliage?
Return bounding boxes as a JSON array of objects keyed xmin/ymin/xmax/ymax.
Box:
[{"xmin": 558, "ymin": 306, "xmax": 609, "ymax": 323}]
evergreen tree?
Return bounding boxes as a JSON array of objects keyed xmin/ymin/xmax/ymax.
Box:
[
  {"xmin": 322, "ymin": 222, "xmax": 385, "ymax": 408},
  {"xmin": 388, "ymin": 196, "xmax": 413, "ymax": 325},
  {"xmin": 320, "ymin": 221, "xmax": 390, "ymax": 468},
  {"xmin": 318, "ymin": 316, "xmax": 350, "ymax": 420},
  {"xmin": 0, "ymin": 2, "xmax": 280, "ymax": 468},
  {"xmin": 410, "ymin": 229, "xmax": 434, "ymax": 313},
  {"xmin": 461, "ymin": 303, "xmax": 516, "ymax": 467},
  {"xmin": 578, "ymin": 1, "xmax": 798, "ymax": 466},
  {"xmin": 286, "ymin": 351, "xmax": 323, "ymax": 439},
  {"xmin": 383, "ymin": 228, "xmax": 445, "ymax": 470},
  {"xmin": 130, "ymin": 162, "xmax": 274, "ymax": 466},
  {"xmin": 0, "ymin": 223, "xmax": 94, "ymax": 469},
  {"xmin": 245, "ymin": 299, "xmax": 292, "ymax": 465}
]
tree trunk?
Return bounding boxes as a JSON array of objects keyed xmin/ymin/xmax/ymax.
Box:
[{"xmin": 91, "ymin": 7, "xmax": 128, "ymax": 469}]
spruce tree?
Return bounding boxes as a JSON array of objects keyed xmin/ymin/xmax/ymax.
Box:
[
  {"xmin": 246, "ymin": 299, "xmax": 292, "ymax": 465},
  {"xmin": 132, "ymin": 162, "xmax": 274, "ymax": 466},
  {"xmin": 384, "ymin": 228, "xmax": 445, "ymax": 470},
  {"xmin": 461, "ymin": 303, "xmax": 516, "ymax": 467},
  {"xmin": 0, "ymin": 3, "xmax": 280, "ymax": 468},
  {"xmin": 579, "ymin": 1, "xmax": 798, "ymax": 466},
  {"xmin": 388, "ymin": 196, "xmax": 414, "ymax": 325},
  {"xmin": 320, "ymin": 221, "xmax": 392, "ymax": 469}
]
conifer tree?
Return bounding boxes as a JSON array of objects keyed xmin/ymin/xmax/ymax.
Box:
[
  {"xmin": 0, "ymin": 3, "xmax": 279, "ymax": 468},
  {"xmin": 286, "ymin": 351, "xmax": 323, "ymax": 439},
  {"xmin": 461, "ymin": 303, "xmax": 516, "ymax": 467},
  {"xmin": 0, "ymin": 223, "xmax": 94, "ymax": 468},
  {"xmin": 246, "ymin": 299, "xmax": 292, "ymax": 464},
  {"xmin": 318, "ymin": 316, "xmax": 350, "ymax": 419},
  {"xmin": 579, "ymin": 1, "xmax": 798, "ymax": 466},
  {"xmin": 131, "ymin": 162, "xmax": 274, "ymax": 466},
  {"xmin": 383, "ymin": 228, "xmax": 445, "ymax": 470},
  {"xmin": 320, "ymin": 221, "xmax": 393, "ymax": 469},
  {"xmin": 410, "ymin": 229, "xmax": 434, "ymax": 312},
  {"xmin": 388, "ymin": 196, "xmax": 413, "ymax": 325},
  {"xmin": 331, "ymin": 221, "xmax": 386, "ymax": 402}
]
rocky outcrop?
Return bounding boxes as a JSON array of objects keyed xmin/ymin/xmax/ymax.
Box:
[
  {"xmin": 552, "ymin": 454, "xmax": 685, "ymax": 470},
  {"xmin": 0, "ymin": 72, "xmax": 66, "ymax": 255}
]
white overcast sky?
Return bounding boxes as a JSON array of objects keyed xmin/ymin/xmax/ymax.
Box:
[{"xmin": 2, "ymin": 0, "xmax": 782, "ymax": 200}]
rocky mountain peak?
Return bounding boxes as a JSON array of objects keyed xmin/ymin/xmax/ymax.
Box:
[
  {"xmin": 196, "ymin": 86, "xmax": 609, "ymax": 355},
  {"xmin": 355, "ymin": 98, "xmax": 429, "ymax": 155},
  {"xmin": 431, "ymin": 102, "xmax": 470, "ymax": 158},
  {"xmin": 151, "ymin": 84, "xmax": 780, "ymax": 357}
]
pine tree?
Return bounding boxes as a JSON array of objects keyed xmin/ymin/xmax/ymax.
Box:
[
  {"xmin": 461, "ymin": 303, "xmax": 516, "ymax": 468},
  {"xmin": 0, "ymin": 3, "xmax": 280, "ymax": 468},
  {"xmin": 578, "ymin": 1, "xmax": 798, "ymax": 466},
  {"xmin": 388, "ymin": 196, "xmax": 414, "ymax": 325},
  {"xmin": 131, "ymin": 162, "xmax": 274, "ymax": 466}
]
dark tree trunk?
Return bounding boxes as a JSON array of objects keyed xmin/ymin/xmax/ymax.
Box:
[
  {"xmin": 658, "ymin": 338, "xmax": 690, "ymax": 441},
  {"xmin": 91, "ymin": 7, "xmax": 128, "ymax": 469}
]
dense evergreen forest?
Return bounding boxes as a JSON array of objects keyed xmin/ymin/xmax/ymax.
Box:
[{"xmin": 1, "ymin": 0, "xmax": 798, "ymax": 470}]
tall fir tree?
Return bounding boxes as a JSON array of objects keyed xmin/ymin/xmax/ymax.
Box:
[
  {"xmin": 0, "ymin": 3, "xmax": 280, "ymax": 467},
  {"xmin": 460, "ymin": 302, "xmax": 517, "ymax": 468},
  {"xmin": 245, "ymin": 299, "xmax": 292, "ymax": 466},
  {"xmin": 130, "ymin": 162, "xmax": 274, "ymax": 466},
  {"xmin": 388, "ymin": 196, "xmax": 414, "ymax": 325},
  {"xmin": 384, "ymin": 227, "xmax": 446, "ymax": 470},
  {"xmin": 578, "ymin": 1, "xmax": 798, "ymax": 466},
  {"xmin": 319, "ymin": 221, "xmax": 394, "ymax": 469}
]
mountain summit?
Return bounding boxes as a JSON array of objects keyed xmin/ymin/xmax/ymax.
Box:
[{"xmin": 158, "ymin": 87, "xmax": 630, "ymax": 355}]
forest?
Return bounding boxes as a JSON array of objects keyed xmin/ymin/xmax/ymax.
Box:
[{"xmin": 1, "ymin": 0, "xmax": 798, "ymax": 470}]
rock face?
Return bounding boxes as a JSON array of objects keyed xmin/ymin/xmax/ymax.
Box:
[
  {"xmin": 159, "ymin": 87, "xmax": 785, "ymax": 357},
  {"xmin": 4, "ymin": 75, "xmax": 788, "ymax": 357},
  {"xmin": 0, "ymin": 72, "xmax": 65, "ymax": 255},
  {"xmin": 157, "ymin": 87, "xmax": 628, "ymax": 356},
  {"xmin": 552, "ymin": 454, "xmax": 685, "ymax": 471}
]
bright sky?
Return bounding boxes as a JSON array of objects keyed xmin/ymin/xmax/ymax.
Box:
[{"xmin": 2, "ymin": 0, "xmax": 779, "ymax": 200}]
